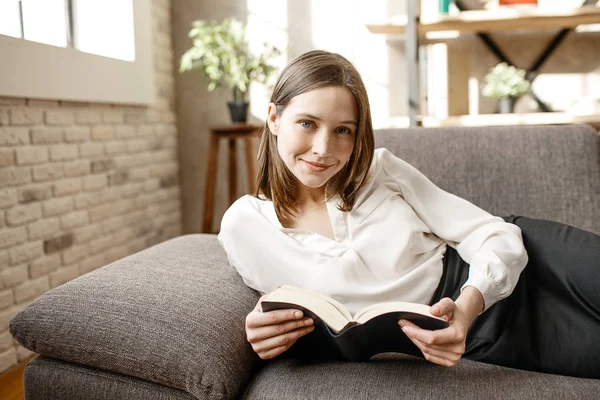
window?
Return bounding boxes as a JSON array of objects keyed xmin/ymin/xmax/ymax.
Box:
[
  {"xmin": 21, "ymin": 0, "xmax": 69, "ymax": 48},
  {"xmin": 73, "ymin": 0, "xmax": 136, "ymax": 61},
  {"xmin": 0, "ymin": 0, "xmax": 154, "ymax": 105},
  {"xmin": 0, "ymin": 1, "xmax": 22, "ymax": 39},
  {"xmin": 0, "ymin": 0, "xmax": 135, "ymax": 60}
]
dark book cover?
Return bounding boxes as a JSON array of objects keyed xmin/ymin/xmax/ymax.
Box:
[{"xmin": 262, "ymin": 301, "xmax": 449, "ymax": 361}]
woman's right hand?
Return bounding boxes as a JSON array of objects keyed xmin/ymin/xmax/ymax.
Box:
[{"xmin": 245, "ymin": 293, "xmax": 315, "ymax": 360}]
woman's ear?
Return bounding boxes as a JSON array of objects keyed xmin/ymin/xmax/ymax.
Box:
[{"xmin": 267, "ymin": 102, "xmax": 279, "ymax": 136}]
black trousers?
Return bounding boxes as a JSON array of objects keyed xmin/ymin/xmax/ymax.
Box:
[{"xmin": 431, "ymin": 216, "xmax": 600, "ymax": 379}]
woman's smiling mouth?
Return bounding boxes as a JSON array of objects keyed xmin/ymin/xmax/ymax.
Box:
[{"xmin": 302, "ymin": 160, "xmax": 333, "ymax": 172}]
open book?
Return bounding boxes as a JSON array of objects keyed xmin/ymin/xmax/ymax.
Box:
[{"xmin": 261, "ymin": 285, "xmax": 449, "ymax": 361}]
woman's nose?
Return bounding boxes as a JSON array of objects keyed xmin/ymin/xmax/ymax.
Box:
[{"xmin": 312, "ymin": 130, "xmax": 332, "ymax": 156}]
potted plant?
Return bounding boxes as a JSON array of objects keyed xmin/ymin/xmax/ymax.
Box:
[
  {"xmin": 482, "ymin": 62, "xmax": 531, "ymax": 113},
  {"xmin": 179, "ymin": 18, "xmax": 282, "ymax": 123}
]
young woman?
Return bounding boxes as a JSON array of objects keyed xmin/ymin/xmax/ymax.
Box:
[{"xmin": 218, "ymin": 50, "xmax": 600, "ymax": 378}]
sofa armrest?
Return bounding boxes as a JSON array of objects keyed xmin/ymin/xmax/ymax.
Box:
[{"xmin": 10, "ymin": 234, "xmax": 261, "ymax": 400}]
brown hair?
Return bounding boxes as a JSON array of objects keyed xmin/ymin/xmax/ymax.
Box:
[{"xmin": 255, "ymin": 50, "xmax": 375, "ymax": 221}]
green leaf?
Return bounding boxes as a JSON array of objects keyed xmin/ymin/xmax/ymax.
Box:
[
  {"xmin": 482, "ymin": 62, "xmax": 530, "ymax": 99},
  {"xmin": 178, "ymin": 17, "xmax": 285, "ymax": 100}
]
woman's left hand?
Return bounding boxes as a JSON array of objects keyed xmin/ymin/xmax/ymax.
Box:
[{"xmin": 398, "ymin": 287, "xmax": 484, "ymax": 367}]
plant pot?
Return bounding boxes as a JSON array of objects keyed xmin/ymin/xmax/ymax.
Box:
[
  {"xmin": 498, "ymin": 97, "xmax": 517, "ymax": 114},
  {"xmin": 227, "ymin": 101, "xmax": 249, "ymax": 123}
]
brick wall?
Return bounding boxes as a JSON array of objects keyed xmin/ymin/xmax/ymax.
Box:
[{"xmin": 0, "ymin": 0, "xmax": 180, "ymax": 374}]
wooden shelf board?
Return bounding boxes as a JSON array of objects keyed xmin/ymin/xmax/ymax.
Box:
[
  {"xmin": 422, "ymin": 113, "xmax": 600, "ymax": 129},
  {"xmin": 366, "ymin": 5, "xmax": 600, "ymax": 35},
  {"xmin": 385, "ymin": 113, "xmax": 600, "ymax": 130}
]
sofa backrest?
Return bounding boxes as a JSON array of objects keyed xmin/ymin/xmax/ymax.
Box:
[{"xmin": 374, "ymin": 124, "xmax": 600, "ymax": 235}]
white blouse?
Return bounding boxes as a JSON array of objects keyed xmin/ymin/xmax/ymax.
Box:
[{"xmin": 218, "ymin": 148, "xmax": 528, "ymax": 315}]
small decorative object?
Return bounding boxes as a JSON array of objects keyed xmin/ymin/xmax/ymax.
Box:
[
  {"xmin": 482, "ymin": 62, "xmax": 531, "ymax": 113},
  {"xmin": 499, "ymin": 0, "xmax": 537, "ymax": 5},
  {"xmin": 460, "ymin": 0, "xmax": 490, "ymax": 10},
  {"xmin": 439, "ymin": 0, "xmax": 451, "ymax": 14},
  {"xmin": 179, "ymin": 19, "xmax": 282, "ymax": 123}
]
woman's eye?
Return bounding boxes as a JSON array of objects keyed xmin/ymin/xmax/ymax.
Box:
[
  {"xmin": 337, "ymin": 127, "xmax": 352, "ymax": 135},
  {"xmin": 299, "ymin": 121, "xmax": 313, "ymax": 129}
]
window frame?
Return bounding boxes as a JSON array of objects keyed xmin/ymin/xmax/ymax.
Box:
[{"xmin": 0, "ymin": 0, "xmax": 154, "ymax": 105}]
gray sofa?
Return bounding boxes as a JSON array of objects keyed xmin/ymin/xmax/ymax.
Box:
[{"xmin": 10, "ymin": 124, "xmax": 600, "ymax": 399}]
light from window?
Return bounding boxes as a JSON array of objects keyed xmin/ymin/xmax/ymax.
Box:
[
  {"xmin": 73, "ymin": 0, "xmax": 135, "ymax": 61},
  {"xmin": 21, "ymin": 0, "xmax": 68, "ymax": 47},
  {"xmin": 0, "ymin": 1, "xmax": 21, "ymax": 38}
]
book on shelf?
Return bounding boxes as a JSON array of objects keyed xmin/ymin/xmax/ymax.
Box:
[{"xmin": 260, "ymin": 285, "xmax": 449, "ymax": 361}]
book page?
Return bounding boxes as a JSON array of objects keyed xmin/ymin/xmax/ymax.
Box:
[
  {"xmin": 278, "ymin": 285, "xmax": 353, "ymax": 321},
  {"xmin": 353, "ymin": 301, "xmax": 444, "ymax": 325},
  {"xmin": 263, "ymin": 287, "xmax": 351, "ymax": 332}
]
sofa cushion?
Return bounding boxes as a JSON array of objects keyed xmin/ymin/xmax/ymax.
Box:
[
  {"xmin": 10, "ymin": 234, "xmax": 261, "ymax": 400},
  {"xmin": 25, "ymin": 356, "xmax": 196, "ymax": 400},
  {"xmin": 244, "ymin": 353, "xmax": 600, "ymax": 400},
  {"xmin": 375, "ymin": 124, "xmax": 600, "ymax": 235}
]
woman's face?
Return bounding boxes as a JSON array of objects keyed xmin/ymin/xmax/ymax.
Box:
[{"xmin": 267, "ymin": 86, "xmax": 357, "ymax": 195}]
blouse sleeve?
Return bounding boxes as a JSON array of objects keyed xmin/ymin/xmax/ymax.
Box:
[
  {"xmin": 217, "ymin": 200, "xmax": 263, "ymax": 293},
  {"xmin": 378, "ymin": 148, "xmax": 528, "ymax": 312}
]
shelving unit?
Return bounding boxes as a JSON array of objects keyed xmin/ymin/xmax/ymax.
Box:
[
  {"xmin": 423, "ymin": 112, "xmax": 600, "ymax": 129},
  {"xmin": 367, "ymin": 3, "xmax": 600, "ymax": 128},
  {"xmin": 387, "ymin": 113, "xmax": 600, "ymax": 130},
  {"xmin": 367, "ymin": 5, "xmax": 600, "ymax": 36}
]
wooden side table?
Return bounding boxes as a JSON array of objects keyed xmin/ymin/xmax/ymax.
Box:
[{"xmin": 203, "ymin": 123, "xmax": 262, "ymax": 233}]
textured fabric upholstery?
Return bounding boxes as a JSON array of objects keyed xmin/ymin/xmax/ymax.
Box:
[
  {"xmin": 10, "ymin": 125, "xmax": 600, "ymax": 399},
  {"xmin": 375, "ymin": 125, "xmax": 600, "ymax": 235},
  {"xmin": 10, "ymin": 234, "xmax": 261, "ymax": 400},
  {"xmin": 244, "ymin": 353, "xmax": 600, "ymax": 400},
  {"xmin": 25, "ymin": 356, "xmax": 195, "ymax": 400}
]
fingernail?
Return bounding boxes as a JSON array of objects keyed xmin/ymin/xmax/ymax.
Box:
[
  {"xmin": 305, "ymin": 318, "xmax": 313, "ymax": 325},
  {"xmin": 295, "ymin": 311, "xmax": 302, "ymax": 318},
  {"xmin": 398, "ymin": 320, "xmax": 406, "ymax": 327}
]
